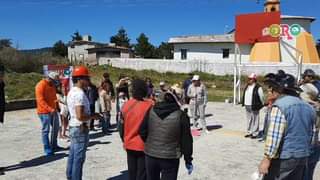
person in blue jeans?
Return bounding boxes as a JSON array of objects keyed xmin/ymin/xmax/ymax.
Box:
[
  {"xmin": 35, "ymin": 71, "xmax": 61, "ymax": 156},
  {"xmin": 66, "ymin": 66, "xmax": 99, "ymax": 180},
  {"xmin": 38, "ymin": 113, "xmax": 60, "ymax": 155}
]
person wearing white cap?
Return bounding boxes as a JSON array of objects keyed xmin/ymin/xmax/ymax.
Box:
[
  {"xmin": 35, "ymin": 71, "xmax": 61, "ymax": 156},
  {"xmin": 242, "ymin": 73, "xmax": 264, "ymax": 139},
  {"xmin": 187, "ymin": 75, "xmax": 209, "ymax": 133}
]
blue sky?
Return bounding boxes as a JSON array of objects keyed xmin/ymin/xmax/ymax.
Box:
[{"xmin": 0, "ymin": 0, "xmax": 319, "ymax": 49}]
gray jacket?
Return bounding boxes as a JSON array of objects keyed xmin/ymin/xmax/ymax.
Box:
[{"xmin": 187, "ymin": 83, "xmax": 208, "ymax": 105}]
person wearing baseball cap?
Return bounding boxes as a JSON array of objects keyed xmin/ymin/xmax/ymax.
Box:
[
  {"xmin": 35, "ymin": 71, "xmax": 61, "ymax": 156},
  {"xmin": 66, "ymin": 66, "xmax": 100, "ymax": 180},
  {"xmin": 187, "ymin": 75, "xmax": 209, "ymax": 133},
  {"xmin": 242, "ymin": 73, "xmax": 264, "ymax": 139}
]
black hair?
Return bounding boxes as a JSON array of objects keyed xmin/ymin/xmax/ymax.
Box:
[
  {"xmin": 72, "ymin": 76, "xmax": 89, "ymax": 84},
  {"xmin": 131, "ymin": 79, "xmax": 148, "ymax": 101},
  {"xmin": 103, "ymin": 72, "xmax": 110, "ymax": 78}
]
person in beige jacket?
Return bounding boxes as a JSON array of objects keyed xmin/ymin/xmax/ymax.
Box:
[
  {"xmin": 187, "ymin": 75, "xmax": 209, "ymax": 133},
  {"xmin": 99, "ymin": 81, "xmax": 112, "ymax": 134}
]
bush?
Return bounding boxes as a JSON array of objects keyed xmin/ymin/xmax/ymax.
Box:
[{"xmin": 0, "ymin": 47, "xmax": 69, "ymax": 73}]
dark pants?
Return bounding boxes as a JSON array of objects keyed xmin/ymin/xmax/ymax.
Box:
[
  {"xmin": 303, "ymin": 145, "xmax": 320, "ymax": 180},
  {"xmin": 0, "ymin": 107, "xmax": 4, "ymax": 123},
  {"xmin": 127, "ymin": 150, "xmax": 146, "ymax": 180},
  {"xmin": 89, "ymin": 104, "xmax": 95, "ymax": 129},
  {"xmin": 101, "ymin": 111, "xmax": 111, "ymax": 133},
  {"xmin": 145, "ymin": 155, "xmax": 180, "ymax": 180},
  {"xmin": 263, "ymin": 157, "xmax": 307, "ymax": 180}
]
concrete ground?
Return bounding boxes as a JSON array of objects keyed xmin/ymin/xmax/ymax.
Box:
[{"xmin": 0, "ymin": 102, "xmax": 319, "ymax": 180}]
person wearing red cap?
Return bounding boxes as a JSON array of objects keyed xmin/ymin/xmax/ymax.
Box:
[
  {"xmin": 242, "ymin": 73, "xmax": 264, "ymax": 139},
  {"xmin": 66, "ymin": 66, "xmax": 99, "ymax": 180}
]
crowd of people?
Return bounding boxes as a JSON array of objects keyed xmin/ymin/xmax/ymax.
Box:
[
  {"xmin": 241, "ymin": 69, "xmax": 320, "ymax": 180},
  {"xmin": 0, "ymin": 64, "xmax": 320, "ymax": 180},
  {"xmin": 31, "ymin": 66, "xmax": 208, "ymax": 180}
]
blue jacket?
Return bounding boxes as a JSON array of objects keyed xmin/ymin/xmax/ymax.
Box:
[{"xmin": 274, "ymin": 95, "xmax": 316, "ymax": 159}]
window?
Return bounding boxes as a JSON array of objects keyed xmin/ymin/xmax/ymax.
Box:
[
  {"xmin": 181, "ymin": 49, "xmax": 187, "ymax": 60},
  {"xmin": 222, "ymin": 49, "xmax": 230, "ymax": 59}
]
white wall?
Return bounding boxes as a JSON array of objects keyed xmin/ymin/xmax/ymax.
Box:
[
  {"xmin": 280, "ymin": 18, "xmax": 312, "ymax": 63},
  {"xmin": 281, "ymin": 18, "xmax": 312, "ymax": 32},
  {"xmin": 68, "ymin": 44, "xmax": 95, "ymax": 63},
  {"xmin": 173, "ymin": 43, "xmax": 251, "ymax": 63},
  {"xmin": 99, "ymin": 58, "xmax": 320, "ymax": 76}
]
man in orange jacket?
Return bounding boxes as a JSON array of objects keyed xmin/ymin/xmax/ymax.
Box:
[{"xmin": 35, "ymin": 71, "xmax": 60, "ymax": 156}]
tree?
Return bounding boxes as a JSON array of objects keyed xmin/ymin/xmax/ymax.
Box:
[
  {"xmin": 155, "ymin": 42, "xmax": 173, "ymax": 59},
  {"xmin": 0, "ymin": 39, "xmax": 12, "ymax": 49},
  {"xmin": 134, "ymin": 33, "xmax": 155, "ymax": 58},
  {"xmin": 110, "ymin": 27, "xmax": 131, "ymax": 48},
  {"xmin": 52, "ymin": 40, "xmax": 68, "ymax": 57},
  {"xmin": 71, "ymin": 31, "xmax": 82, "ymax": 41}
]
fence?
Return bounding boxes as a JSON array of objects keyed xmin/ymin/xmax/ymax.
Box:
[{"xmin": 98, "ymin": 58, "xmax": 320, "ymax": 76}]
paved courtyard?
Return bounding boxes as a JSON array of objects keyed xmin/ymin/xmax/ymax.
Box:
[{"xmin": 0, "ymin": 102, "xmax": 319, "ymax": 180}]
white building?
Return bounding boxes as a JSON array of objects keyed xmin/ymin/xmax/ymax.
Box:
[
  {"xmin": 169, "ymin": 15, "xmax": 319, "ymax": 64},
  {"xmin": 68, "ymin": 35, "xmax": 133, "ymax": 65},
  {"xmin": 169, "ymin": 33, "xmax": 252, "ymax": 63}
]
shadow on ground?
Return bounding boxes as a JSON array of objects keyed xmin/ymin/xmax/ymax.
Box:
[
  {"xmin": 89, "ymin": 131, "xmax": 111, "ymax": 139},
  {"xmin": 106, "ymin": 170, "xmax": 128, "ymax": 180},
  {"xmin": 88, "ymin": 140, "xmax": 111, "ymax": 147},
  {"xmin": 4, "ymin": 153, "xmax": 68, "ymax": 172},
  {"xmin": 205, "ymin": 113, "xmax": 214, "ymax": 118},
  {"xmin": 207, "ymin": 125, "xmax": 223, "ymax": 131}
]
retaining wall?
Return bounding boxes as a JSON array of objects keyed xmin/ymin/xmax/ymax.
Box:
[{"xmin": 99, "ymin": 58, "xmax": 320, "ymax": 76}]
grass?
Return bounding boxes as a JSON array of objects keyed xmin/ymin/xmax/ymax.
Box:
[
  {"xmin": 4, "ymin": 65, "xmax": 238, "ymax": 102},
  {"xmin": 4, "ymin": 72, "xmax": 43, "ymax": 101},
  {"xmin": 90, "ymin": 65, "xmax": 235, "ymax": 102}
]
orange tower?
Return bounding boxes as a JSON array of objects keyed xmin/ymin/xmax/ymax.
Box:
[{"xmin": 250, "ymin": 0, "xmax": 281, "ymax": 63}]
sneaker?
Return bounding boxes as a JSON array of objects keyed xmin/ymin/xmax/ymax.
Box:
[
  {"xmin": 244, "ymin": 134, "xmax": 252, "ymax": 138},
  {"xmin": 205, "ymin": 130, "xmax": 210, "ymax": 134},
  {"xmin": 0, "ymin": 167, "xmax": 5, "ymax": 175},
  {"xmin": 251, "ymin": 135, "xmax": 258, "ymax": 139}
]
